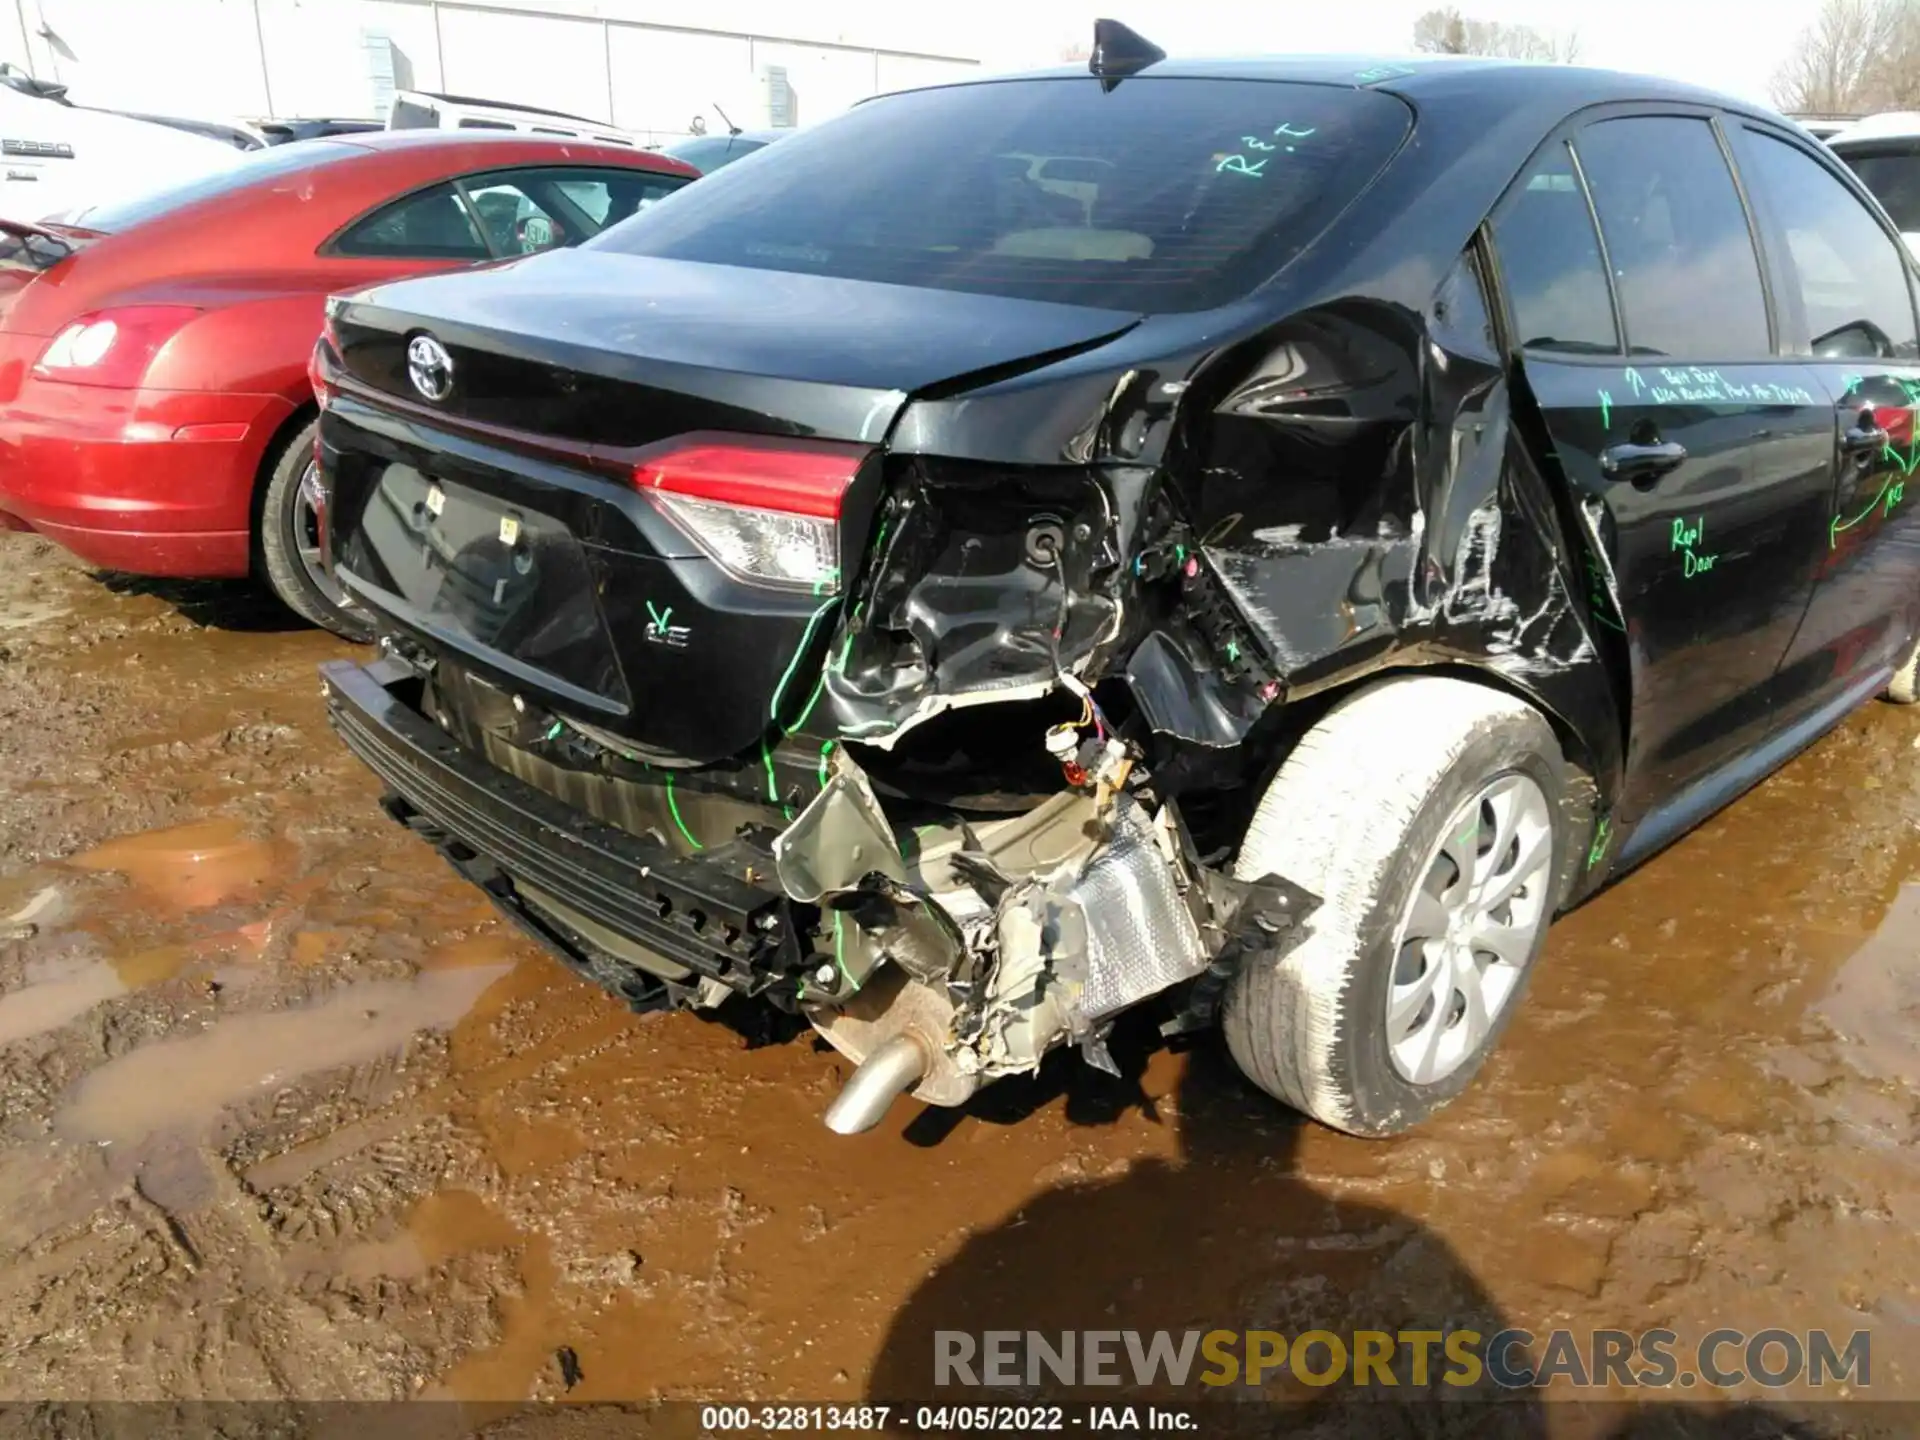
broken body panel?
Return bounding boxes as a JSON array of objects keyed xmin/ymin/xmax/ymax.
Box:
[{"xmin": 312, "ymin": 57, "xmax": 1821, "ymax": 1126}]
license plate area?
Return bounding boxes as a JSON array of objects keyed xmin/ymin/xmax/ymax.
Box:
[{"xmin": 338, "ymin": 462, "xmax": 631, "ymax": 711}]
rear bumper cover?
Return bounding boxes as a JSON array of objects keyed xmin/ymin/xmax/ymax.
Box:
[
  {"xmin": 319, "ymin": 655, "xmax": 807, "ymax": 1003},
  {"xmin": 0, "ymin": 378, "xmax": 291, "ymax": 577}
]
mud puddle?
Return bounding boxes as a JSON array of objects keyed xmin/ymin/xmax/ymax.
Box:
[{"xmin": 1, "ymin": 531, "xmax": 1918, "ymax": 1421}]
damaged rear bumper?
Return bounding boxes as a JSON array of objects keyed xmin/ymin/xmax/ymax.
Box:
[
  {"xmin": 320, "ymin": 656, "xmax": 807, "ymax": 1007},
  {"xmin": 320, "ymin": 655, "xmax": 1316, "ymax": 1132}
]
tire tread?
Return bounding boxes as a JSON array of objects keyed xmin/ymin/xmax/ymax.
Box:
[{"xmin": 1225, "ymin": 677, "xmax": 1548, "ymax": 1133}]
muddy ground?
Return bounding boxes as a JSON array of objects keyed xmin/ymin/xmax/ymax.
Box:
[{"xmin": 0, "ymin": 530, "xmax": 1917, "ymax": 1432}]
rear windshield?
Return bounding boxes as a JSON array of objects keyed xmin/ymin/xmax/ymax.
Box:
[
  {"xmin": 1839, "ymin": 148, "xmax": 1920, "ymax": 232},
  {"xmin": 589, "ymin": 77, "xmax": 1411, "ymax": 313},
  {"xmin": 56, "ymin": 139, "xmax": 358, "ymax": 230}
]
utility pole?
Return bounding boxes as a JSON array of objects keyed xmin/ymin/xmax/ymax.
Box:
[
  {"xmin": 251, "ymin": 0, "xmax": 275, "ymax": 116},
  {"xmin": 13, "ymin": 0, "xmax": 33, "ymax": 75}
]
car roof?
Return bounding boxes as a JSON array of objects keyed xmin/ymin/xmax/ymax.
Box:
[
  {"xmin": 934, "ymin": 53, "xmax": 1773, "ymax": 122},
  {"xmin": 324, "ymin": 129, "xmax": 684, "ymax": 166},
  {"xmin": 1827, "ymin": 111, "xmax": 1920, "ymax": 146}
]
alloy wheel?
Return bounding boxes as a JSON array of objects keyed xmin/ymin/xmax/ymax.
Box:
[{"xmin": 1385, "ymin": 772, "xmax": 1554, "ymax": 1084}]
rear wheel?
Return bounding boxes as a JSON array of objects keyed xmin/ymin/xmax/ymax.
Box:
[
  {"xmin": 1223, "ymin": 676, "xmax": 1572, "ymax": 1136},
  {"xmin": 257, "ymin": 417, "xmax": 372, "ymax": 642}
]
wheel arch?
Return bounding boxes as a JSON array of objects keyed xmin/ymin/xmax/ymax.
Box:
[{"xmin": 1241, "ymin": 656, "xmax": 1608, "ymax": 911}]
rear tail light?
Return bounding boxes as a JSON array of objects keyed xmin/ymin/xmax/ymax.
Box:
[
  {"xmin": 309, "ymin": 312, "xmax": 340, "ymax": 412},
  {"xmin": 33, "ymin": 305, "xmax": 200, "ymax": 387},
  {"xmin": 635, "ymin": 435, "xmax": 869, "ymax": 593}
]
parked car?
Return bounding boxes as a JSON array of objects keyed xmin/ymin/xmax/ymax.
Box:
[
  {"xmin": 108, "ymin": 111, "xmax": 268, "ymax": 151},
  {"xmin": 1828, "ymin": 112, "xmax": 1920, "ymax": 259},
  {"xmin": 309, "ymin": 32, "xmax": 1920, "ymax": 1139},
  {"xmin": 386, "ymin": 91, "xmax": 638, "ymax": 148},
  {"xmin": 255, "ymin": 118, "xmax": 384, "ymax": 146},
  {"xmin": 1790, "ymin": 112, "xmax": 1862, "ymax": 142},
  {"xmin": 0, "ymin": 131, "xmax": 694, "ymax": 635},
  {"xmin": 660, "ymin": 128, "xmax": 785, "ymax": 174},
  {"xmin": 0, "ymin": 65, "xmax": 246, "ymax": 222}
]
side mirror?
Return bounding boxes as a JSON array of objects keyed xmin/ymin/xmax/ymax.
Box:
[{"xmin": 1812, "ymin": 318, "xmax": 1892, "ymax": 360}]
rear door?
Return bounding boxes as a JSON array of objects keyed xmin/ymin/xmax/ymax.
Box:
[
  {"xmin": 1489, "ymin": 109, "xmax": 1835, "ymax": 823},
  {"xmin": 1729, "ymin": 124, "xmax": 1920, "ymax": 707}
]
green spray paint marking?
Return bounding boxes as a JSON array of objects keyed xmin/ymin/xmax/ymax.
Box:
[
  {"xmin": 663, "ymin": 771, "xmax": 702, "ymax": 851},
  {"xmin": 1882, "ymin": 438, "xmax": 1920, "ymax": 479},
  {"xmin": 1830, "ymin": 473, "xmax": 1908, "ymax": 547},
  {"xmin": 1624, "ymin": 367, "xmax": 1645, "ymax": 398},
  {"xmin": 644, "ymin": 600, "xmax": 672, "ymax": 632},
  {"xmin": 1598, "ymin": 389, "xmax": 1612, "ymax": 431},
  {"xmin": 1586, "ymin": 817, "xmax": 1612, "ymax": 870},
  {"xmin": 768, "ymin": 596, "xmax": 842, "ymax": 725},
  {"xmin": 1453, "ymin": 819, "xmax": 1479, "ymax": 849},
  {"xmin": 817, "ymin": 738, "xmax": 837, "ymax": 788},
  {"xmin": 1670, "ymin": 515, "xmax": 1717, "ymax": 578}
]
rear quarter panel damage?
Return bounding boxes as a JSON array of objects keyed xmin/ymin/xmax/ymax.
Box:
[
  {"xmin": 1168, "ymin": 272, "xmax": 1623, "ymax": 891},
  {"xmin": 819, "ymin": 259, "xmax": 1623, "ymax": 905}
]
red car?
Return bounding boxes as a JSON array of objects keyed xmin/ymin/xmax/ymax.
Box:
[{"xmin": 0, "ymin": 131, "xmax": 694, "ymax": 636}]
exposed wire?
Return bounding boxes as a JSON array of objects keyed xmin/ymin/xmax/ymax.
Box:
[
  {"xmin": 1047, "ymin": 544, "xmax": 1108, "ymax": 741},
  {"xmin": 662, "ymin": 770, "xmax": 703, "ymax": 851}
]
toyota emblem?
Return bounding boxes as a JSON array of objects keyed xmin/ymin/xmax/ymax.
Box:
[{"xmin": 406, "ymin": 334, "xmax": 454, "ymax": 402}]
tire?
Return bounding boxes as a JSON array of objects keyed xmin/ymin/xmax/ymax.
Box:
[
  {"xmin": 1889, "ymin": 633, "xmax": 1919, "ymax": 704},
  {"xmin": 1223, "ymin": 675, "xmax": 1574, "ymax": 1137},
  {"xmin": 256, "ymin": 416, "xmax": 373, "ymax": 642}
]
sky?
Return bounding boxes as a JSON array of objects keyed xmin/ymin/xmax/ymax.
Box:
[{"xmin": 884, "ymin": 0, "xmax": 1830, "ymax": 107}]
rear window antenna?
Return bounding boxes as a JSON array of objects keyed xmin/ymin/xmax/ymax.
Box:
[{"xmin": 1088, "ymin": 18, "xmax": 1165, "ymax": 90}]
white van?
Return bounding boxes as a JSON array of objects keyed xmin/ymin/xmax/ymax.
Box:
[
  {"xmin": 0, "ymin": 67, "xmax": 245, "ymax": 224},
  {"xmin": 386, "ymin": 91, "xmax": 638, "ymax": 147}
]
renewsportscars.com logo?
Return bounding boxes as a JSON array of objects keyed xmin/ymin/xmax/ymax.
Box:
[{"xmin": 934, "ymin": 1328, "xmax": 1872, "ymax": 1391}]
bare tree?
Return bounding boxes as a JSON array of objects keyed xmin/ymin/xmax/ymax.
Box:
[
  {"xmin": 1773, "ymin": 0, "xmax": 1920, "ymax": 112},
  {"xmin": 1412, "ymin": 7, "xmax": 1582, "ymax": 63},
  {"xmin": 1413, "ymin": 6, "xmax": 1471, "ymax": 52}
]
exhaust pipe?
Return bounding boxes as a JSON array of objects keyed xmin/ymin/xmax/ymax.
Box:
[{"xmin": 823, "ymin": 1033, "xmax": 929, "ymax": 1135}]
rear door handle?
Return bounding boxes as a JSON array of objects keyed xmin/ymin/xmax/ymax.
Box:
[
  {"xmin": 1600, "ymin": 440, "xmax": 1688, "ymax": 487},
  {"xmin": 1842, "ymin": 420, "xmax": 1889, "ymax": 454}
]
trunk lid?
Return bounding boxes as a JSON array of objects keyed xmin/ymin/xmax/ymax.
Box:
[
  {"xmin": 331, "ymin": 249, "xmax": 1141, "ymax": 445},
  {"xmin": 322, "ymin": 251, "xmax": 1141, "ymax": 765}
]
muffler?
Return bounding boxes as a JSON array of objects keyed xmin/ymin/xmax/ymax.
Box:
[{"xmin": 822, "ymin": 1032, "xmax": 930, "ymax": 1135}]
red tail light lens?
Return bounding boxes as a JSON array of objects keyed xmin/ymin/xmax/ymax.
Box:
[
  {"xmin": 635, "ymin": 435, "xmax": 869, "ymax": 592},
  {"xmin": 309, "ymin": 313, "xmax": 339, "ymax": 412},
  {"xmin": 33, "ymin": 305, "xmax": 200, "ymax": 387}
]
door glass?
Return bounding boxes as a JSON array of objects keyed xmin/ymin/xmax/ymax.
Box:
[
  {"xmin": 1489, "ymin": 143, "xmax": 1619, "ymax": 355},
  {"xmin": 1574, "ymin": 116, "xmax": 1770, "ymax": 359},
  {"xmin": 1737, "ymin": 130, "xmax": 1920, "ymax": 359},
  {"xmin": 332, "ymin": 182, "xmax": 489, "ymax": 259},
  {"xmin": 468, "ymin": 168, "xmax": 689, "ymax": 252}
]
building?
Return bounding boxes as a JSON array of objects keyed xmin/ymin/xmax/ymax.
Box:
[{"xmin": 3, "ymin": 0, "xmax": 984, "ymax": 145}]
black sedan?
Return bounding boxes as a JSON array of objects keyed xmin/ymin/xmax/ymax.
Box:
[{"xmin": 308, "ymin": 25, "xmax": 1920, "ymax": 1139}]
